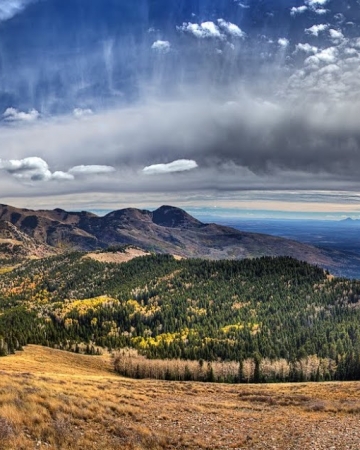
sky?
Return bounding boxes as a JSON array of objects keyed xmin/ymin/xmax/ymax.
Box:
[{"xmin": 1, "ymin": 0, "xmax": 360, "ymax": 218}]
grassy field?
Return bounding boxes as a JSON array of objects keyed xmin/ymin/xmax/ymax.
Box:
[{"xmin": 0, "ymin": 346, "xmax": 360, "ymax": 449}]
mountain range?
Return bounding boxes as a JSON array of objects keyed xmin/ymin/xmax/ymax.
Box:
[{"xmin": 0, "ymin": 203, "xmax": 358, "ymax": 277}]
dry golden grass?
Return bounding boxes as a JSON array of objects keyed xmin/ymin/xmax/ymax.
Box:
[
  {"xmin": 0, "ymin": 346, "xmax": 360, "ymax": 449},
  {"xmin": 1, "ymin": 345, "xmax": 113, "ymax": 376},
  {"xmin": 84, "ymin": 248, "xmax": 150, "ymax": 264}
]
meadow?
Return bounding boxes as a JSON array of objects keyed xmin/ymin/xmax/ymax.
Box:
[{"xmin": 0, "ymin": 345, "xmax": 359, "ymax": 449}]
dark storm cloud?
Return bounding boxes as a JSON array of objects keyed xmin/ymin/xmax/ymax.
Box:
[{"xmin": 3, "ymin": 93, "xmax": 360, "ymax": 198}]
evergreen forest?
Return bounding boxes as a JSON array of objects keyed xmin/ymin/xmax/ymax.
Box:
[{"xmin": 1, "ymin": 250, "xmax": 360, "ymax": 382}]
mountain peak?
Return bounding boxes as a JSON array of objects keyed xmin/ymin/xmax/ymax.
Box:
[
  {"xmin": 152, "ymin": 205, "xmax": 203, "ymax": 228},
  {"xmin": 105, "ymin": 208, "xmax": 152, "ymax": 222}
]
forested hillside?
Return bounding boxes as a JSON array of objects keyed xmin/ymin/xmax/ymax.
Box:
[{"xmin": 1, "ymin": 250, "xmax": 360, "ymax": 381}]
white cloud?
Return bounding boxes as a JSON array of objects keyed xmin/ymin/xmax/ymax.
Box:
[
  {"xmin": 217, "ymin": 19, "xmax": 245, "ymax": 38},
  {"xmin": 200, "ymin": 22, "xmax": 222, "ymax": 38},
  {"xmin": 306, "ymin": 0, "xmax": 328, "ymax": 6},
  {"xmin": 177, "ymin": 21, "xmax": 223, "ymax": 39},
  {"xmin": 51, "ymin": 171, "xmax": 75, "ymax": 181},
  {"xmin": 68, "ymin": 165, "xmax": 116, "ymax": 175},
  {"xmin": 177, "ymin": 19, "xmax": 245, "ymax": 41},
  {"xmin": 0, "ymin": 157, "xmax": 58, "ymax": 182},
  {"xmin": 0, "ymin": 156, "xmax": 47, "ymax": 173},
  {"xmin": 315, "ymin": 47, "xmax": 338, "ymax": 63},
  {"xmin": 73, "ymin": 108, "xmax": 93, "ymax": 118},
  {"xmin": 143, "ymin": 160, "xmax": 198, "ymax": 175},
  {"xmin": 0, "ymin": 0, "xmax": 35, "ymax": 22},
  {"xmin": 317, "ymin": 64, "xmax": 340, "ymax": 75},
  {"xmin": 305, "ymin": 24, "xmax": 329, "ymax": 36},
  {"xmin": 329, "ymin": 29, "xmax": 344, "ymax": 42},
  {"xmin": 290, "ymin": 6, "xmax": 308, "ymax": 16},
  {"xmin": 151, "ymin": 40, "xmax": 171, "ymax": 53},
  {"xmin": 314, "ymin": 8, "xmax": 328, "ymax": 15},
  {"xmin": 344, "ymin": 47, "xmax": 359, "ymax": 56},
  {"xmin": 350, "ymin": 38, "xmax": 360, "ymax": 49},
  {"xmin": 278, "ymin": 38, "xmax": 289, "ymax": 48},
  {"xmin": 305, "ymin": 47, "xmax": 338, "ymax": 65},
  {"xmin": 302, "ymin": 0, "xmax": 329, "ymax": 15},
  {"xmin": 296, "ymin": 43, "xmax": 318, "ymax": 54},
  {"xmin": 0, "ymin": 158, "xmax": 115, "ymax": 183},
  {"xmin": 3, "ymin": 107, "xmax": 40, "ymax": 122}
]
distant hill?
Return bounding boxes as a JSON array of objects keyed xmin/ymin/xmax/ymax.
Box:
[{"xmin": 0, "ymin": 203, "xmax": 355, "ymax": 275}]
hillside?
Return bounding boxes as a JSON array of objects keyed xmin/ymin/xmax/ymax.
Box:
[
  {"xmin": 1, "ymin": 253, "xmax": 360, "ymax": 381},
  {"xmin": 0, "ymin": 203, "xmax": 355, "ymax": 276},
  {"xmin": 0, "ymin": 220, "xmax": 56, "ymax": 262},
  {"xmin": 0, "ymin": 345, "xmax": 360, "ymax": 450}
]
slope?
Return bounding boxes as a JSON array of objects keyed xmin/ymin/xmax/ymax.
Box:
[
  {"xmin": 1, "ymin": 346, "xmax": 360, "ymax": 450},
  {"xmin": 0, "ymin": 220, "xmax": 55, "ymax": 261},
  {"xmin": 1, "ymin": 253, "xmax": 360, "ymax": 382}
]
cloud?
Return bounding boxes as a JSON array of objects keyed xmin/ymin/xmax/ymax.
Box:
[
  {"xmin": 314, "ymin": 8, "xmax": 328, "ymax": 15},
  {"xmin": 68, "ymin": 165, "xmax": 116, "ymax": 175},
  {"xmin": 177, "ymin": 19, "xmax": 245, "ymax": 43},
  {"xmin": 290, "ymin": 2, "xmax": 329, "ymax": 17},
  {"xmin": 350, "ymin": 38, "xmax": 360, "ymax": 49},
  {"xmin": 306, "ymin": 0, "xmax": 328, "ymax": 6},
  {"xmin": 3, "ymin": 108, "xmax": 40, "ymax": 122},
  {"xmin": 51, "ymin": 171, "xmax": 75, "ymax": 181},
  {"xmin": 0, "ymin": 157, "xmax": 71, "ymax": 182},
  {"xmin": 305, "ymin": 47, "xmax": 338, "ymax": 65},
  {"xmin": 143, "ymin": 160, "xmax": 198, "ymax": 175},
  {"xmin": 290, "ymin": 6, "xmax": 308, "ymax": 16},
  {"xmin": 151, "ymin": 40, "xmax": 171, "ymax": 53},
  {"xmin": 0, "ymin": 156, "xmax": 48, "ymax": 174},
  {"xmin": 344, "ymin": 47, "xmax": 358, "ymax": 56},
  {"xmin": 177, "ymin": 21, "xmax": 223, "ymax": 39},
  {"xmin": 0, "ymin": 158, "xmax": 115, "ymax": 183},
  {"xmin": 278, "ymin": 38, "xmax": 289, "ymax": 48},
  {"xmin": 5, "ymin": 90, "xmax": 360, "ymax": 204},
  {"xmin": 329, "ymin": 29, "xmax": 345, "ymax": 42},
  {"xmin": 217, "ymin": 19, "xmax": 245, "ymax": 38},
  {"xmin": 305, "ymin": 24, "xmax": 329, "ymax": 36},
  {"xmin": 295, "ymin": 43, "xmax": 318, "ymax": 54},
  {"xmin": 73, "ymin": 108, "xmax": 93, "ymax": 119},
  {"xmin": 297, "ymin": 0, "xmax": 329, "ymax": 15},
  {"xmin": 0, "ymin": 0, "xmax": 35, "ymax": 22}
]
